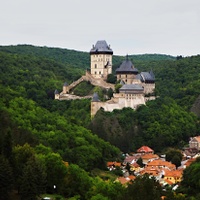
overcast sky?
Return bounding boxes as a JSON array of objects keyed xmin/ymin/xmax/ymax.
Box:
[{"xmin": 1, "ymin": 0, "xmax": 200, "ymax": 56}]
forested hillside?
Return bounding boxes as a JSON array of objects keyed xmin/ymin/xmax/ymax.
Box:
[{"xmin": 0, "ymin": 45, "xmax": 200, "ymax": 199}]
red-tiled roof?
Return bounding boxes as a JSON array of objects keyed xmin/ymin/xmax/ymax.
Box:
[
  {"xmin": 164, "ymin": 179, "xmax": 174, "ymax": 185},
  {"xmin": 146, "ymin": 159, "xmax": 176, "ymax": 170},
  {"xmin": 117, "ymin": 175, "xmax": 136, "ymax": 185},
  {"xmin": 130, "ymin": 162, "xmax": 140, "ymax": 168},
  {"xmin": 137, "ymin": 146, "xmax": 154, "ymax": 153},
  {"xmin": 107, "ymin": 161, "xmax": 121, "ymax": 167},
  {"xmin": 141, "ymin": 154, "xmax": 159, "ymax": 160},
  {"xmin": 165, "ymin": 169, "xmax": 183, "ymax": 178},
  {"xmin": 184, "ymin": 158, "xmax": 196, "ymax": 167},
  {"xmin": 140, "ymin": 167, "xmax": 160, "ymax": 176}
]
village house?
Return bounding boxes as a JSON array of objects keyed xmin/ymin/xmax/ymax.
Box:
[
  {"xmin": 146, "ymin": 159, "xmax": 176, "ymax": 171},
  {"xmin": 116, "ymin": 175, "xmax": 136, "ymax": 185},
  {"xmin": 163, "ymin": 169, "xmax": 183, "ymax": 184},
  {"xmin": 112, "ymin": 145, "xmax": 200, "ymax": 189},
  {"xmin": 130, "ymin": 162, "xmax": 141, "ymax": 173},
  {"xmin": 137, "ymin": 145, "xmax": 154, "ymax": 154},
  {"xmin": 141, "ymin": 153, "xmax": 159, "ymax": 165},
  {"xmin": 189, "ymin": 136, "xmax": 200, "ymax": 151},
  {"xmin": 107, "ymin": 161, "xmax": 121, "ymax": 171},
  {"xmin": 140, "ymin": 166, "xmax": 161, "ymax": 179}
]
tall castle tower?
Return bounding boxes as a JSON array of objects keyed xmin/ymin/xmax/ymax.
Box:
[{"xmin": 90, "ymin": 40, "xmax": 113, "ymax": 80}]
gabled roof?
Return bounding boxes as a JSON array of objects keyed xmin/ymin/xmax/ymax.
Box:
[
  {"xmin": 146, "ymin": 159, "xmax": 176, "ymax": 170},
  {"xmin": 164, "ymin": 179, "xmax": 174, "ymax": 185},
  {"xmin": 164, "ymin": 169, "xmax": 183, "ymax": 178},
  {"xmin": 90, "ymin": 40, "xmax": 113, "ymax": 55},
  {"xmin": 191, "ymin": 136, "xmax": 200, "ymax": 143},
  {"xmin": 130, "ymin": 162, "xmax": 140, "ymax": 168},
  {"xmin": 124, "ymin": 155, "xmax": 140, "ymax": 164},
  {"xmin": 140, "ymin": 167, "xmax": 160, "ymax": 176},
  {"xmin": 141, "ymin": 154, "xmax": 159, "ymax": 160},
  {"xmin": 184, "ymin": 158, "xmax": 196, "ymax": 167},
  {"xmin": 107, "ymin": 161, "xmax": 121, "ymax": 167},
  {"xmin": 120, "ymin": 80, "xmax": 125, "ymax": 85},
  {"xmin": 117, "ymin": 175, "xmax": 136, "ymax": 185},
  {"xmin": 91, "ymin": 92, "xmax": 100, "ymax": 102},
  {"xmin": 140, "ymin": 72, "xmax": 155, "ymax": 83},
  {"xmin": 137, "ymin": 146, "xmax": 154, "ymax": 153}
]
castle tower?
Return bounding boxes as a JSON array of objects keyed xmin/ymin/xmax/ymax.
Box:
[
  {"xmin": 91, "ymin": 92, "xmax": 101, "ymax": 118},
  {"xmin": 63, "ymin": 82, "xmax": 69, "ymax": 94},
  {"xmin": 90, "ymin": 40, "xmax": 113, "ymax": 80},
  {"xmin": 54, "ymin": 89, "xmax": 59, "ymax": 100},
  {"xmin": 116, "ymin": 55, "xmax": 139, "ymax": 84}
]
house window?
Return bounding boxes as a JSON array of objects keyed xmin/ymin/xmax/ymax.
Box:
[
  {"xmin": 95, "ymin": 64, "xmax": 97, "ymax": 68},
  {"xmin": 95, "ymin": 71, "xmax": 97, "ymax": 74},
  {"xmin": 99, "ymin": 71, "xmax": 101, "ymax": 74}
]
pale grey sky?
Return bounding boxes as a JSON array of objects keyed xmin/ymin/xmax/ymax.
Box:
[{"xmin": 1, "ymin": 0, "xmax": 200, "ymax": 56}]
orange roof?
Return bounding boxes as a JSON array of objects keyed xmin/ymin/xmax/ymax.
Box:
[
  {"xmin": 165, "ymin": 170, "xmax": 183, "ymax": 178},
  {"xmin": 137, "ymin": 146, "xmax": 154, "ymax": 153},
  {"xmin": 128, "ymin": 175, "xmax": 136, "ymax": 181},
  {"xmin": 147, "ymin": 159, "xmax": 176, "ymax": 170},
  {"xmin": 164, "ymin": 179, "xmax": 174, "ymax": 185},
  {"xmin": 184, "ymin": 158, "xmax": 196, "ymax": 167},
  {"xmin": 107, "ymin": 161, "xmax": 121, "ymax": 167},
  {"xmin": 117, "ymin": 175, "xmax": 136, "ymax": 185},
  {"xmin": 140, "ymin": 166, "xmax": 161, "ymax": 176},
  {"xmin": 141, "ymin": 154, "xmax": 159, "ymax": 160},
  {"xmin": 130, "ymin": 162, "xmax": 140, "ymax": 168},
  {"xmin": 107, "ymin": 162, "xmax": 114, "ymax": 167}
]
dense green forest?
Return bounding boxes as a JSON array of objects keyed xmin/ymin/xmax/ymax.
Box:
[{"xmin": 0, "ymin": 44, "xmax": 200, "ymax": 199}]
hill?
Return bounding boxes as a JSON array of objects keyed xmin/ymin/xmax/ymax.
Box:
[
  {"xmin": 0, "ymin": 44, "xmax": 175, "ymax": 70},
  {"xmin": 0, "ymin": 46, "xmax": 200, "ymax": 152},
  {"xmin": 0, "ymin": 44, "xmax": 200, "ymax": 199},
  {"xmin": 0, "ymin": 44, "xmax": 90, "ymax": 69}
]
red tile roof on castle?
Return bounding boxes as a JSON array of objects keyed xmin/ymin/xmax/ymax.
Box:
[{"xmin": 137, "ymin": 146, "xmax": 154, "ymax": 153}]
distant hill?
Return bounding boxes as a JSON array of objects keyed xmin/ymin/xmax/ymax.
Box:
[
  {"xmin": 129, "ymin": 54, "xmax": 175, "ymax": 61},
  {"xmin": 0, "ymin": 45, "xmax": 175, "ymax": 71},
  {"xmin": 0, "ymin": 44, "xmax": 90, "ymax": 70}
]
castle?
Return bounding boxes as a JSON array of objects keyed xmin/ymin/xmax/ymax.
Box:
[{"xmin": 55, "ymin": 40, "xmax": 155, "ymax": 117}]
